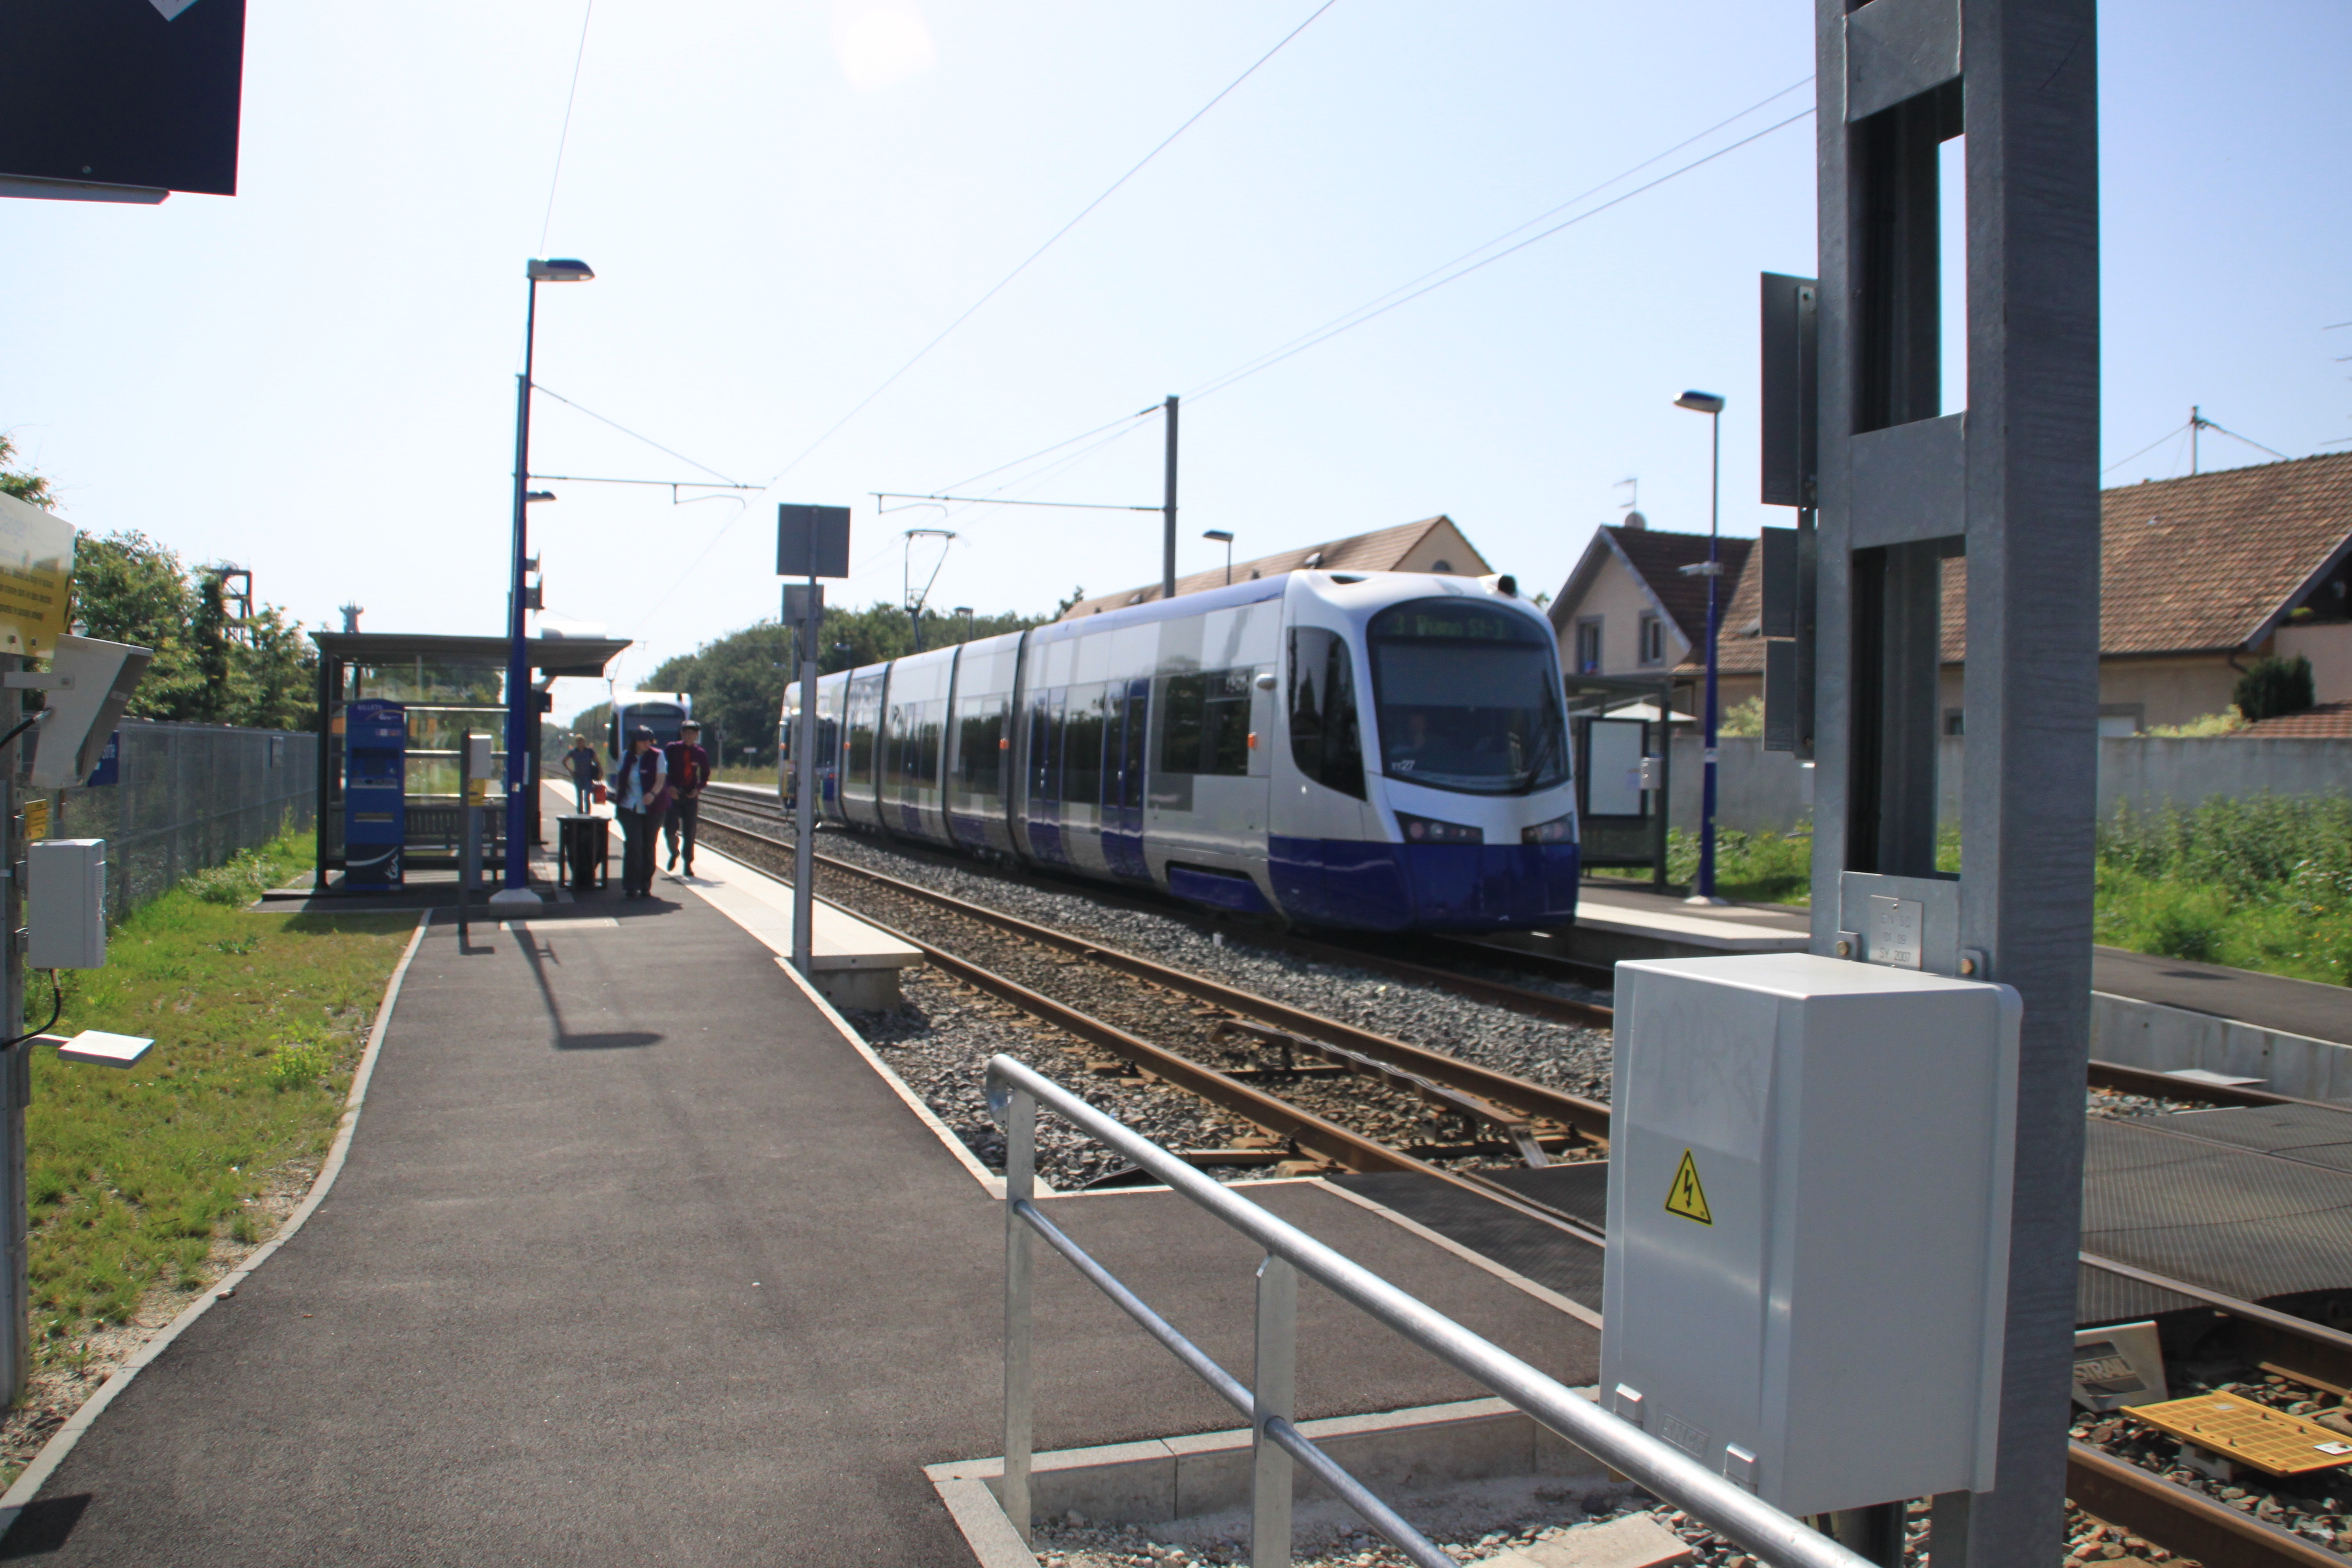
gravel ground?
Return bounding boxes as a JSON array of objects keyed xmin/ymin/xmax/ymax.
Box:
[
  {"xmin": 842, "ymin": 965, "xmax": 1265, "ymax": 1190},
  {"xmin": 704, "ymin": 803, "xmax": 1612, "ymax": 1103},
  {"xmin": 2087, "ymin": 1086, "xmax": 2222, "ymax": 1120}
]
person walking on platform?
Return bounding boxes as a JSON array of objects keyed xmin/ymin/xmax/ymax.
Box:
[
  {"xmin": 664, "ymin": 719, "xmax": 711, "ymax": 877},
  {"xmin": 614, "ymin": 726, "xmax": 669, "ymax": 898},
  {"xmin": 563, "ymin": 733, "xmax": 602, "ymax": 812}
]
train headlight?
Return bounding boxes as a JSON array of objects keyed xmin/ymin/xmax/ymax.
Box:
[
  {"xmin": 1395, "ymin": 811, "xmax": 1483, "ymax": 845},
  {"xmin": 1521, "ymin": 813, "xmax": 1577, "ymax": 846}
]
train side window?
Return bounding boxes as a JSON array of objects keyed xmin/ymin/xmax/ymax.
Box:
[
  {"xmin": 1288, "ymin": 629, "xmax": 1366, "ymax": 799},
  {"xmin": 1063, "ymin": 685, "xmax": 1107, "ymax": 808},
  {"xmin": 847, "ymin": 676, "xmax": 884, "ymax": 785},
  {"xmin": 1161, "ymin": 669, "xmax": 1252, "ymax": 777},
  {"xmin": 956, "ymin": 699, "xmax": 1004, "ymax": 794}
]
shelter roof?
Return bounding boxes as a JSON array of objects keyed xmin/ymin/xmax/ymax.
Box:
[{"xmin": 310, "ymin": 632, "xmax": 632, "ymax": 681}]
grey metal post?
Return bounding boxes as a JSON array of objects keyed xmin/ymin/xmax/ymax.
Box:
[
  {"xmin": 1808, "ymin": 3, "xmax": 2098, "ymax": 1564},
  {"xmin": 1251, "ymin": 1254, "xmax": 1297, "ymax": 1568},
  {"xmin": 1161, "ymin": 395, "xmax": 1179, "ymax": 601},
  {"xmin": 0, "ymin": 656, "xmax": 25, "ymax": 1403},
  {"xmin": 460, "ymin": 740, "xmax": 478, "ymax": 943},
  {"xmin": 791, "ymin": 581, "xmax": 820, "ymax": 978},
  {"xmin": 1003, "ymin": 1088, "xmax": 1037, "ymax": 1545}
]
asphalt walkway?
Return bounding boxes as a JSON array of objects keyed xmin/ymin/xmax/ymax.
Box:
[{"xmin": 7, "ymin": 849, "xmax": 1593, "ymax": 1564}]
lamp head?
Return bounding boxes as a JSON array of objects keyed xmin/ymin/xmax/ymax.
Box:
[
  {"xmin": 1202, "ymin": 529, "xmax": 1235, "ymax": 543},
  {"xmin": 527, "ymin": 258, "xmax": 595, "ymax": 283},
  {"xmin": 1674, "ymin": 390, "xmax": 1726, "ymax": 415},
  {"xmin": 525, "ymin": 490, "xmax": 557, "ymax": 503}
]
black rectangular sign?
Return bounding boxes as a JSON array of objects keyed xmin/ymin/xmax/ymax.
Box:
[
  {"xmin": 776, "ymin": 505, "xmax": 851, "ymax": 579},
  {"xmin": 1759, "ymin": 272, "xmax": 1818, "ymax": 509},
  {"xmin": 0, "ymin": 0, "xmax": 246, "ymax": 196}
]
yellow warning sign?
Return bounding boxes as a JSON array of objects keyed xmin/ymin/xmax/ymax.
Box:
[{"xmin": 1665, "ymin": 1149, "xmax": 1713, "ymax": 1225}]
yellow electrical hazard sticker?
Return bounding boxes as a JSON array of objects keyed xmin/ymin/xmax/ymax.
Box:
[{"xmin": 1665, "ymin": 1149, "xmax": 1713, "ymax": 1225}]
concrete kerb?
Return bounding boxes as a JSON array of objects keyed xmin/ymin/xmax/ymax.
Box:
[
  {"xmin": 925, "ymin": 1395, "xmax": 1623, "ymax": 1565},
  {"xmin": 0, "ymin": 907, "xmax": 434, "ymax": 1536},
  {"xmin": 2091, "ymin": 990, "xmax": 2352, "ymax": 1103}
]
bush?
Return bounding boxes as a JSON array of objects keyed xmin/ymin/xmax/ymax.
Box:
[{"xmin": 2233, "ymin": 654, "xmax": 2315, "ymax": 722}]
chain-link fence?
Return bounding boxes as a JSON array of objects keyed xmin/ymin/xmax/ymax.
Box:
[{"xmin": 47, "ymin": 720, "xmax": 317, "ymax": 918}]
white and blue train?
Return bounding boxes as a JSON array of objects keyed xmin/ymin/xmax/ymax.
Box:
[{"xmin": 777, "ymin": 570, "xmax": 1579, "ymax": 932}]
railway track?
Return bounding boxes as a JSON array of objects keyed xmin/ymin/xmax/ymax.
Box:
[
  {"xmin": 702, "ymin": 784, "xmax": 1612, "ymax": 1023},
  {"xmin": 698, "ymin": 788, "xmax": 2352, "ymax": 1568}
]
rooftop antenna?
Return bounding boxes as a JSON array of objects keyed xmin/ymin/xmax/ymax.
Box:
[{"xmin": 1614, "ymin": 477, "xmax": 1647, "ymax": 530}]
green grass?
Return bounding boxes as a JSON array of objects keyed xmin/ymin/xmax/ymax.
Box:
[
  {"xmin": 1587, "ymin": 795, "xmax": 2352, "ymax": 986},
  {"xmin": 2095, "ymin": 796, "xmax": 2352, "ymax": 985},
  {"xmin": 24, "ymin": 828, "xmax": 414, "ymax": 1360}
]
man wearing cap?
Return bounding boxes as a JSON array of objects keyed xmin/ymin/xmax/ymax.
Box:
[{"xmin": 664, "ymin": 718, "xmax": 712, "ymax": 877}]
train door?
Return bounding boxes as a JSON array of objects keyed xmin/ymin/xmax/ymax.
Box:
[
  {"xmin": 1104, "ymin": 678, "xmax": 1151, "ymax": 880},
  {"xmin": 1270, "ymin": 612, "xmax": 1380, "ymax": 926},
  {"xmin": 841, "ymin": 672, "xmax": 887, "ymax": 831},
  {"xmin": 1024, "ymin": 688, "xmax": 1065, "ymax": 864}
]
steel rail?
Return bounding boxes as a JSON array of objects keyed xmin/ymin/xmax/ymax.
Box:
[
  {"xmin": 697, "ymin": 785, "xmax": 1613, "ymax": 1028},
  {"xmin": 2065, "ymin": 1440, "xmax": 2347, "ymax": 1568},
  {"xmin": 2086, "ymin": 1058, "xmax": 2315, "ymax": 1111},
  {"xmin": 701, "ymin": 802, "xmax": 2352, "ymax": 1387},
  {"xmin": 987, "ymin": 1055, "xmax": 1875, "ymax": 1568},
  {"xmin": 688, "ymin": 815, "xmax": 1614, "ymax": 1244},
  {"xmin": 699, "ymin": 809, "xmax": 1614, "ymax": 1142},
  {"xmin": 2077, "ymin": 1253, "xmax": 2352, "ymax": 1394}
]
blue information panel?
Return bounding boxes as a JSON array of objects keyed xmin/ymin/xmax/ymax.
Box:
[{"xmin": 343, "ymin": 699, "xmax": 406, "ymax": 889}]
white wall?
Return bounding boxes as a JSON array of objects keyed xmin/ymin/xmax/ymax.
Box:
[{"xmin": 1660, "ymin": 733, "xmax": 2350, "ymax": 836}]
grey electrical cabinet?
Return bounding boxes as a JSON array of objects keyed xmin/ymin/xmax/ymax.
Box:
[
  {"xmin": 1601, "ymin": 952, "xmax": 2019, "ymax": 1516},
  {"xmin": 27, "ymin": 839, "xmax": 108, "ymax": 970}
]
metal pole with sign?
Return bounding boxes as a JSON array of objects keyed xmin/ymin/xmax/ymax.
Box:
[
  {"xmin": 777, "ymin": 505, "xmax": 850, "ymax": 979},
  {"xmin": 1802, "ymin": 4, "xmax": 2100, "ymax": 1562}
]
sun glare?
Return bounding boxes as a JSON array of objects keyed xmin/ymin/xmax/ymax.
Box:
[{"xmin": 832, "ymin": 0, "xmax": 937, "ymax": 92}]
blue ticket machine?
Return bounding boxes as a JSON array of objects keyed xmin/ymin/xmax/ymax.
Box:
[{"xmin": 344, "ymin": 699, "xmax": 407, "ymax": 889}]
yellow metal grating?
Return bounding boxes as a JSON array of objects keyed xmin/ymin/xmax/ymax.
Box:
[{"xmin": 2130, "ymin": 1390, "xmax": 2352, "ymax": 1477}]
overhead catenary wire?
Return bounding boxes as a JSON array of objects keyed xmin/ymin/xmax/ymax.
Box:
[
  {"xmin": 1184, "ymin": 106, "xmax": 1817, "ymax": 404},
  {"xmin": 536, "ymin": 0, "xmax": 598, "ymax": 255},
  {"xmin": 757, "ymin": 0, "xmax": 1343, "ymax": 490},
  {"xmin": 885, "ymin": 80, "xmax": 1819, "ymax": 535},
  {"xmin": 533, "ymin": 386, "xmax": 746, "ymax": 485}
]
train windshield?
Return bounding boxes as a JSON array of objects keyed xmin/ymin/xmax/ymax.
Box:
[{"xmin": 1366, "ymin": 600, "xmax": 1569, "ymax": 796}]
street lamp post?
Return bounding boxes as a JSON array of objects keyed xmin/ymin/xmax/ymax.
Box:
[
  {"xmin": 1202, "ymin": 529, "xmax": 1235, "ymax": 586},
  {"xmin": 1674, "ymin": 389, "xmax": 1727, "ymax": 906},
  {"xmin": 496, "ymin": 257, "xmax": 594, "ymax": 904}
]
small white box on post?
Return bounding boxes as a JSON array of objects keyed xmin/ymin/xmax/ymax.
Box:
[
  {"xmin": 27, "ymin": 838, "xmax": 107, "ymax": 970},
  {"xmin": 1601, "ymin": 952, "xmax": 2020, "ymax": 1517}
]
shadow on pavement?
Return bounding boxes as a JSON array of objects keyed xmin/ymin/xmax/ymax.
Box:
[{"xmin": 1, "ymin": 1494, "xmax": 90, "ymax": 1556}]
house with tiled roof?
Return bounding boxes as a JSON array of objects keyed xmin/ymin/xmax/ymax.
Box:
[
  {"xmin": 1544, "ymin": 516, "xmax": 1754, "ymax": 681},
  {"xmin": 1056, "ymin": 515, "xmax": 1489, "ymax": 620},
  {"xmin": 1552, "ymin": 451, "xmax": 2352, "ymax": 736}
]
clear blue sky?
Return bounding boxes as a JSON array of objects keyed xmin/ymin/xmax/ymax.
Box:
[{"xmin": 2, "ymin": 0, "xmax": 2345, "ymax": 720}]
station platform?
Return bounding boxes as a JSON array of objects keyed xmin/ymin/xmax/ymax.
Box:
[
  {"xmin": 1486, "ymin": 881, "xmax": 1811, "ymax": 967},
  {"xmin": 6, "ymin": 817, "xmax": 1596, "ymax": 1565}
]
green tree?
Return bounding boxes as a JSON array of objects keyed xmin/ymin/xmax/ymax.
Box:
[
  {"xmin": 641, "ymin": 600, "xmax": 1050, "ymax": 766},
  {"xmin": 2233, "ymin": 654, "xmax": 2315, "ymax": 723},
  {"xmin": 0, "ymin": 433, "xmax": 55, "ymax": 509},
  {"xmin": 68, "ymin": 533, "xmax": 315, "ymax": 730}
]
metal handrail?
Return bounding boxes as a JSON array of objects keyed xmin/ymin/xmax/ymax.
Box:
[{"xmin": 987, "ymin": 1054, "xmax": 1871, "ymax": 1568}]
